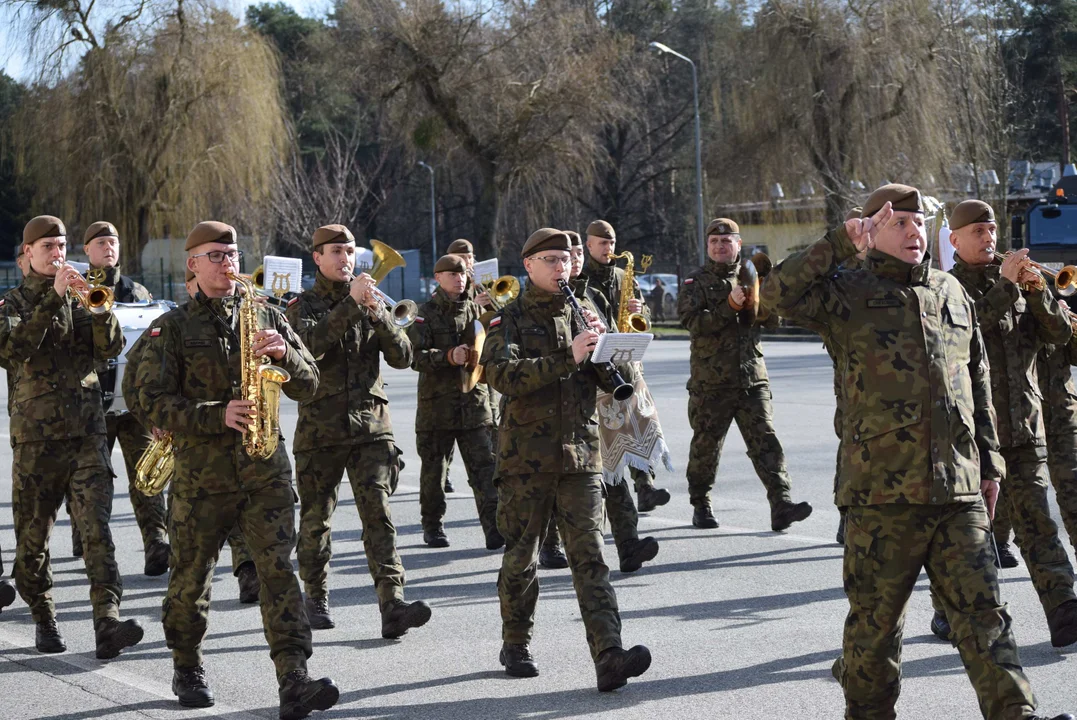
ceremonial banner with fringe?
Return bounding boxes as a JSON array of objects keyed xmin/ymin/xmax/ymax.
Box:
[{"xmin": 596, "ymin": 369, "xmax": 673, "ymax": 485}]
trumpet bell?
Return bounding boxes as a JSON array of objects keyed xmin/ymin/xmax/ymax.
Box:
[
  {"xmin": 1056, "ymin": 266, "xmax": 1077, "ymax": 297},
  {"xmin": 390, "ymin": 299, "xmax": 419, "ymax": 328}
]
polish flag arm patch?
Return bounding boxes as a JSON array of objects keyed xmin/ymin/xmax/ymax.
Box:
[
  {"xmin": 149, "ymin": 327, "xmax": 162, "ymax": 337},
  {"xmin": 489, "ymin": 316, "xmax": 501, "ymax": 328},
  {"xmin": 287, "ymin": 297, "xmax": 299, "ymax": 307},
  {"xmin": 684, "ymin": 278, "xmax": 694, "ymax": 284},
  {"xmin": 415, "ymin": 316, "xmax": 425, "ymax": 324}
]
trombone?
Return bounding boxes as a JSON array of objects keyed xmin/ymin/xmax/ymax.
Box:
[
  {"xmin": 994, "ymin": 252, "xmax": 1077, "ymax": 297},
  {"xmin": 478, "ymin": 275, "xmax": 521, "ymax": 327}
]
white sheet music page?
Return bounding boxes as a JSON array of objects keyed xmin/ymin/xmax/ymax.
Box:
[
  {"xmin": 261, "ymin": 255, "xmax": 304, "ymax": 295},
  {"xmin": 591, "ymin": 333, "xmax": 653, "ymax": 364},
  {"xmin": 472, "ymin": 258, "xmax": 500, "ymax": 285}
]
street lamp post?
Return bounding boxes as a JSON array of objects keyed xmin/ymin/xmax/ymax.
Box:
[
  {"xmin": 417, "ymin": 161, "xmax": 436, "ymax": 274},
  {"xmin": 650, "ymin": 41, "xmax": 705, "ymax": 266}
]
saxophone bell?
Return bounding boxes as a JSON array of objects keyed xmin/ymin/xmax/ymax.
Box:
[{"xmin": 135, "ymin": 433, "xmax": 174, "ymax": 496}]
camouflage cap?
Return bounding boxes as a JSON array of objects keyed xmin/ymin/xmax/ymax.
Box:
[
  {"xmin": 586, "ymin": 220, "xmax": 615, "ymax": 240},
  {"xmin": 845, "ymin": 207, "xmax": 864, "ymax": 222},
  {"xmin": 705, "ymin": 218, "xmax": 739, "ymax": 236},
  {"xmin": 447, "ymin": 238, "xmax": 474, "ymax": 255},
  {"xmin": 83, "ymin": 221, "xmax": 118, "ymax": 245},
  {"xmin": 949, "ymin": 200, "xmax": 995, "ymax": 230},
  {"xmin": 862, "ymin": 183, "xmax": 923, "ymax": 217},
  {"xmin": 522, "ymin": 228, "xmax": 570, "ymax": 258},
  {"xmin": 565, "ymin": 230, "xmax": 582, "ymax": 247},
  {"xmin": 434, "ymin": 254, "xmax": 466, "ymax": 273},
  {"xmin": 312, "ymin": 224, "xmax": 355, "ymax": 250},
  {"xmin": 23, "ymin": 215, "xmax": 66, "ymax": 245},
  {"xmin": 185, "ymin": 221, "xmax": 236, "ymax": 251}
]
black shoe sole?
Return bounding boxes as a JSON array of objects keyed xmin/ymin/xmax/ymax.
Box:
[
  {"xmin": 1050, "ymin": 625, "xmax": 1077, "ymax": 648},
  {"xmin": 36, "ymin": 641, "xmax": 66, "ymax": 654},
  {"xmin": 175, "ymin": 690, "xmax": 215, "ymax": 709},
  {"xmin": 424, "ymin": 539, "xmax": 450, "ymax": 548},
  {"xmin": 382, "ymin": 603, "xmax": 432, "ymax": 639},
  {"xmin": 309, "ymin": 617, "xmax": 335, "ymax": 630},
  {"xmin": 499, "ymin": 650, "xmax": 539, "ymax": 677},
  {"xmin": 620, "ymin": 539, "xmax": 660, "ymax": 573},
  {"xmin": 692, "ymin": 518, "xmax": 719, "ymax": 529},
  {"xmin": 96, "ymin": 621, "xmax": 145, "ymax": 659},
  {"xmin": 597, "ymin": 647, "xmax": 652, "ymax": 692},
  {"xmin": 538, "ymin": 553, "xmax": 569, "ymax": 570},
  {"xmin": 0, "ymin": 582, "xmax": 16, "ymax": 611},
  {"xmin": 281, "ymin": 683, "xmax": 340, "ymax": 720},
  {"xmin": 772, "ymin": 503, "xmax": 813, "ymax": 532}
]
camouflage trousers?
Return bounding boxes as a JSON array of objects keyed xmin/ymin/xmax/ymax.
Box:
[
  {"xmin": 542, "ymin": 479, "xmax": 639, "ymax": 558},
  {"xmin": 12, "ymin": 436, "xmax": 122, "ymax": 624},
  {"xmin": 837, "ymin": 502, "xmax": 1035, "ymax": 720},
  {"xmin": 686, "ymin": 385, "xmax": 793, "ymax": 508},
  {"xmin": 295, "ymin": 441, "xmax": 405, "ymax": 609},
  {"xmin": 163, "ymin": 477, "xmax": 311, "ymax": 679},
  {"xmin": 995, "ymin": 435, "xmax": 1077, "ymax": 553},
  {"xmin": 70, "ymin": 413, "xmax": 168, "ymax": 553},
  {"xmin": 416, "ymin": 427, "xmax": 497, "ymax": 535},
  {"xmin": 995, "ymin": 444, "xmax": 1076, "ymax": 616},
  {"xmin": 498, "ymin": 472, "xmax": 622, "ymax": 660},
  {"xmin": 163, "ymin": 492, "xmax": 250, "ymax": 575}
]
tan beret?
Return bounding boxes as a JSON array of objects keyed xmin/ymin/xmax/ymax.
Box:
[
  {"xmin": 185, "ymin": 221, "xmax": 236, "ymax": 252},
  {"xmin": 844, "ymin": 207, "xmax": 863, "ymax": 222},
  {"xmin": 433, "ymin": 254, "xmax": 466, "ymax": 273},
  {"xmin": 521, "ymin": 228, "xmax": 570, "ymax": 258},
  {"xmin": 185, "ymin": 268, "xmax": 195, "ymax": 283},
  {"xmin": 586, "ymin": 220, "xmax": 615, "ymax": 240},
  {"xmin": 949, "ymin": 200, "xmax": 995, "ymax": 230},
  {"xmin": 447, "ymin": 239, "xmax": 474, "ymax": 255},
  {"xmin": 705, "ymin": 218, "xmax": 739, "ymax": 237},
  {"xmin": 862, "ymin": 183, "xmax": 923, "ymax": 217},
  {"xmin": 23, "ymin": 215, "xmax": 66, "ymax": 245},
  {"xmin": 82, "ymin": 221, "xmax": 118, "ymax": 245},
  {"xmin": 312, "ymin": 224, "xmax": 354, "ymax": 250},
  {"xmin": 565, "ymin": 230, "xmax": 582, "ymax": 247}
]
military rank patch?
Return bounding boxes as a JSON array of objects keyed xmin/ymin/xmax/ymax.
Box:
[
  {"xmin": 149, "ymin": 327, "xmax": 161, "ymax": 337},
  {"xmin": 489, "ymin": 316, "xmax": 502, "ymax": 328},
  {"xmin": 415, "ymin": 316, "xmax": 425, "ymax": 324},
  {"xmin": 684, "ymin": 278, "xmax": 694, "ymax": 284}
]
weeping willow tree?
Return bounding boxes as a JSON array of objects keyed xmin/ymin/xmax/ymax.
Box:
[{"xmin": 11, "ymin": 1, "xmax": 288, "ymax": 265}]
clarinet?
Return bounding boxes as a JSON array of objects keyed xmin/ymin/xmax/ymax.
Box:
[{"xmin": 557, "ymin": 279, "xmax": 634, "ymax": 401}]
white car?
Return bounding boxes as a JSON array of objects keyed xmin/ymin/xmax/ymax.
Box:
[{"xmin": 636, "ymin": 273, "xmax": 679, "ymax": 318}]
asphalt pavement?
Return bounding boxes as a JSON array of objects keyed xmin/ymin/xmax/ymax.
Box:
[{"xmin": 0, "ymin": 340, "xmax": 1073, "ymax": 719}]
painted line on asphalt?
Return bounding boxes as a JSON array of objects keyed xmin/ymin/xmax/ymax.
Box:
[{"xmin": 0, "ymin": 626, "xmax": 264, "ymax": 720}]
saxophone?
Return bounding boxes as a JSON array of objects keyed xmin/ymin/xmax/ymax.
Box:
[
  {"xmin": 135, "ymin": 434, "xmax": 174, "ymax": 496},
  {"xmin": 228, "ymin": 272, "xmax": 292, "ymax": 460},
  {"xmin": 608, "ymin": 251, "xmax": 652, "ymax": 333}
]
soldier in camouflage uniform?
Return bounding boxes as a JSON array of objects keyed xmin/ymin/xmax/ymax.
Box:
[
  {"xmin": 678, "ymin": 217, "xmax": 813, "ymax": 531},
  {"xmin": 1036, "ymin": 330, "xmax": 1077, "ymax": 548},
  {"xmin": 2, "ymin": 215, "xmax": 144, "ymax": 659},
  {"xmin": 480, "ymin": 227, "xmax": 652, "ymax": 691},
  {"xmin": 579, "ymin": 220, "xmax": 671, "ymax": 513},
  {"xmin": 763, "ymin": 184, "xmax": 1072, "ymax": 720},
  {"xmin": 64, "ymin": 221, "xmax": 170, "ymax": 576},
  {"xmin": 408, "ymin": 253, "xmax": 502, "ymax": 550},
  {"xmin": 136, "ymin": 221, "xmax": 339, "ymax": 718},
  {"xmin": 946, "ymin": 199, "xmax": 1077, "ymax": 647},
  {"xmin": 285, "ymin": 224, "xmax": 431, "ymax": 638}
]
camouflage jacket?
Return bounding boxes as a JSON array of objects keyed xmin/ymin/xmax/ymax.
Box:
[
  {"xmin": 0, "ymin": 271, "xmax": 124, "ymax": 444},
  {"xmin": 761, "ymin": 228, "xmax": 1005, "ymax": 507},
  {"xmin": 950, "ymin": 257, "xmax": 1072, "ymax": 448},
  {"xmin": 121, "ymin": 313, "xmax": 170, "ymax": 431},
  {"xmin": 578, "ymin": 255, "xmax": 650, "ymax": 330},
  {"xmin": 827, "ymin": 255, "xmax": 866, "ymax": 433},
  {"xmin": 1037, "ymin": 332, "xmax": 1077, "ymax": 437},
  {"xmin": 136, "ymin": 292, "xmax": 319, "ymax": 495},
  {"xmin": 285, "ymin": 272, "xmax": 412, "ymax": 452},
  {"xmin": 677, "ymin": 259, "xmax": 777, "ymax": 393},
  {"xmin": 480, "ymin": 282, "xmax": 622, "ymax": 476},
  {"xmin": 408, "ymin": 287, "xmax": 493, "ymax": 432}
]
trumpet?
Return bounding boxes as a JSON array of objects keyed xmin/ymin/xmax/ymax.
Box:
[
  {"xmin": 345, "ymin": 239, "xmax": 418, "ymax": 328},
  {"xmin": 54, "ymin": 262, "xmax": 114, "ymax": 313},
  {"xmin": 994, "ymin": 252, "xmax": 1077, "ymax": 297}
]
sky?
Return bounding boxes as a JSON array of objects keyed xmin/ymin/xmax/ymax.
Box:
[{"xmin": 1, "ymin": 0, "xmax": 331, "ymax": 82}]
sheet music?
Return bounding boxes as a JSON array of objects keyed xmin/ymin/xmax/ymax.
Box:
[
  {"xmin": 472, "ymin": 258, "xmax": 499, "ymax": 285},
  {"xmin": 591, "ymin": 333, "xmax": 653, "ymax": 364},
  {"xmin": 261, "ymin": 255, "xmax": 303, "ymax": 296}
]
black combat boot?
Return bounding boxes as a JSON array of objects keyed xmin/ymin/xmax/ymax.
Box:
[
  {"xmin": 173, "ymin": 665, "xmax": 214, "ymax": 707},
  {"xmin": 930, "ymin": 611, "xmax": 952, "ymax": 642},
  {"xmin": 71, "ymin": 526, "xmax": 83, "ymax": 558},
  {"xmin": 499, "ymin": 642, "xmax": 539, "ymax": 677},
  {"xmin": 618, "ymin": 537, "xmax": 660, "ymax": 573},
  {"xmin": 278, "ymin": 669, "xmax": 340, "ymax": 720},
  {"xmin": 144, "ymin": 540, "xmax": 171, "ymax": 577},
  {"xmin": 423, "ymin": 527, "xmax": 450, "ymax": 548},
  {"xmin": 305, "ymin": 595, "xmax": 334, "ymax": 630},
  {"xmin": 996, "ymin": 542, "xmax": 1020, "ymax": 569},
  {"xmin": 381, "ymin": 599, "xmax": 432, "ymax": 639},
  {"xmin": 1047, "ymin": 599, "xmax": 1077, "ymax": 648},
  {"xmin": 836, "ymin": 512, "xmax": 846, "ymax": 545},
  {"xmin": 636, "ymin": 485, "xmax": 671, "ymax": 513},
  {"xmin": 35, "ymin": 618, "xmax": 66, "ymax": 654},
  {"xmin": 237, "ymin": 562, "xmax": 260, "ymax": 604},
  {"xmin": 595, "ymin": 645, "xmax": 651, "ymax": 692},
  {"xmin": 771, "ymin": 500, "xmax": 813, "ymax": 531},
  {"xmin": 538, "ymin": 542, "xmax": 569, "ymax": 569},
  {"xmin": 1027, "ymin": 714, "xmax": 1075, "ymax": 720},
  {"xmin": 444, "ymin": 478, "xmax": 455, "ymax": 493},
  {"xmin": 692, "ymin": 505, "xmax": 719, "ymax": 529},
  {"xmin": 95, "ymin": 617, "xmax": 145, "ymax": 659},
  {"xmin": 0, "ymin": 578, "xmax": 16, "ymax": 612},
  {"xmin": 484, "ymin": 527, "xmax": 505, "ymax": 551}
]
